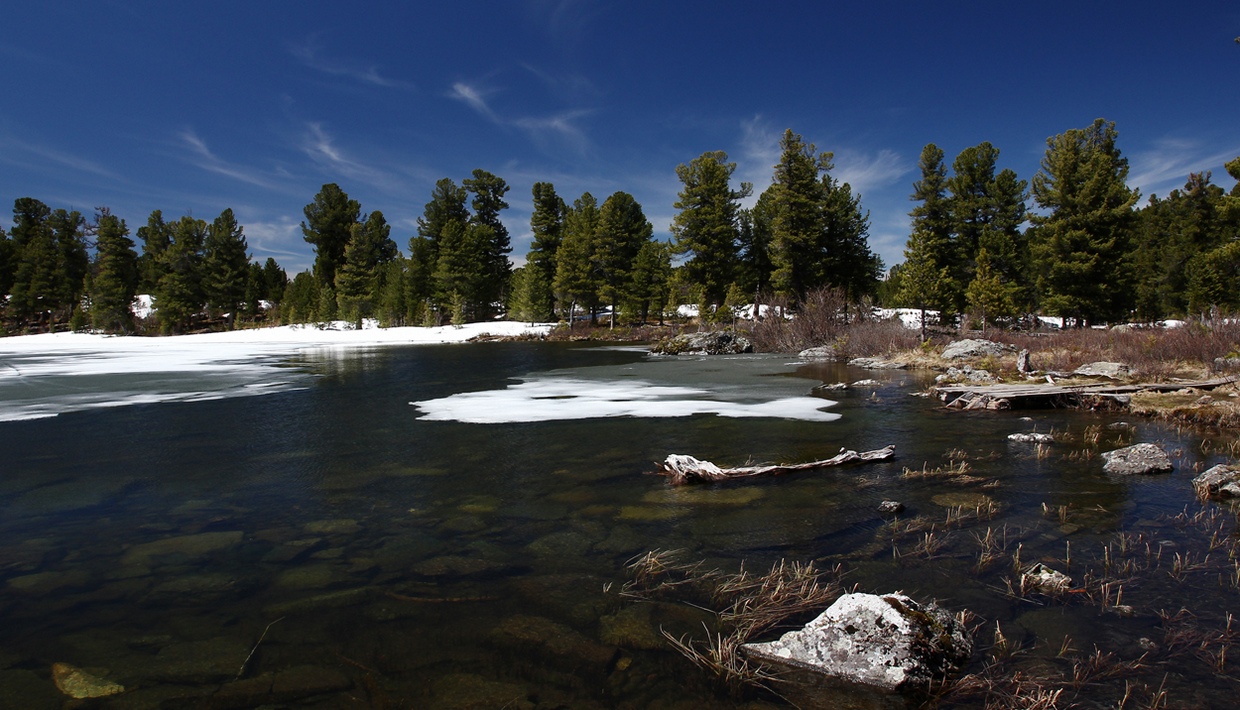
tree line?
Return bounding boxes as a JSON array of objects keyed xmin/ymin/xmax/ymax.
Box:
[
  {"xmin": 3, "ymin": 119, "xmax": 1235, "ymax": 336},
  {"xmin": 890, "ymin": 118, "xmax": 1240, "ymax": 328}
]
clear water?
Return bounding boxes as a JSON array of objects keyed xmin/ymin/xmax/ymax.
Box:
[{"xmin": 1, "ymin": 342, "xmax": 1236, "ymax": 708}]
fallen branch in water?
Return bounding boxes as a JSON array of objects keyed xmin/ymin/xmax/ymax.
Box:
[{"xmin": 655, "ymin": 445, "xmax": 895, "ymax": 486}]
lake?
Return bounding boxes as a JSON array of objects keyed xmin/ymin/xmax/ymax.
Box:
[{"xmin": 1, "ymin": 341, "xmax": 1236, "ymax": 708}]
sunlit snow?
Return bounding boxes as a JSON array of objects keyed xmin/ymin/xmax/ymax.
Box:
[{"xmin": 411, "ymin": 377, "xmax": 840, "ymax": 424}]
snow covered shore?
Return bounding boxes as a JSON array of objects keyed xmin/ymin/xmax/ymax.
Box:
[{"xmin": 0, "ymin": 321, "xmax": 553, "ymax": 378}]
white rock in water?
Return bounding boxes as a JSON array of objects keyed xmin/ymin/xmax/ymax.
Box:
[
  {"xmin": 741, "ymin": 592, "xmax": 971, "ymax": 692},
  {"xmin": 1072, "ymin": 361, "xmax": 1132, "ymax": 379},
  {"xmin": 1008, "ymin": 433, "xmax": 1053, "ymax": 443},
  {"xmin": 1101, "ymin": 443, "xmax": 1173, "ymax": 475}
]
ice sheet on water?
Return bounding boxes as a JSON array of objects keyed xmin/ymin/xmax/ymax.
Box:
[{"xmin": 411, "ymin": 377, "xmax": 841, "ymax": 424}]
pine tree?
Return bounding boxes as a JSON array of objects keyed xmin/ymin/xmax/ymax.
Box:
[
  {"xmin": 0, "ymin": 223, "xmax": 12, "ymax": 300},
  {"xmin": 89, "ymin": 209, "xmax": 139, "ymax": 333},
  {"xmin": 526, "ymin": 182, "xmax": 565, "ymax": 320},
  {"xmin": 819, "ymin": 174, "xmax": 880, "ymax": 302},
  {"xmin": 406, "ymin": 235, "xmax": 437, "ymax": 324},
  {"xmin": 463, "ymin": 169, "xmax": 512, "ymax": 318},
  {"xmin": 966, "ymin": 248, "xmax": 1017, "ymax": 331},
  {"xmin": 302, "ymin": 183, "xmax": 360, "ymax": 290},
  {"xmin": 898, "ymin": 144, "xmax": 954, "ymax": 333},
  {"xmin": 736, "ymin": 190, "xmax": 775, "ymax": 299},
  {"xmin": 1029, "ymin": 119, "xmax": 1139, "ymax": 325},
  {"xmin": 336, "ymin": 210, "xmax": 395, "ymax": 325},
  {"xmin": 155, "ymin": 215, "xmax": 208, "ymax": 333},
  {"xmin": 282, "ymin": 272, "xmax": 319, "ymax": 324},
  {"xmin": 625, "ymin": 239, "xmax": 672, "ymax": 325},
  {"xmin": 593, "ymin": 191, "xmax": 653, "ymax": 328},
  {"xmin": 769, "ymin": 130, "xmax": 831, "ymax": 299},
  {"xmin": 433, "ymin": 219, "xmax": 488, "ymax": 322},
  {"xmin": 202, "ymin": 208, "xmax": 249, "ymax": 327},
  {"xmin": 671, "ymin": 151, "xmax": 752, "ymax": 309},
  {"xmin": 136, "ymin": 210, "xmax": 172, "ymax": 294},
  {"xmin": 48, "ymin": 208, "xmax": 88, "ymax": 318},
  {"xmin": 554, "ymin": 193, "xmax": 601, "ymax": 324}
]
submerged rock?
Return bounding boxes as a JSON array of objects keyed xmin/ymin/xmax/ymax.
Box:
[
  {"xmin": 51, "ymin": 663, "xmax": 124, "ymax": 699},
  {"xmin": 1022, "ymin": 563, "xmax": 1072, "ymax": 593},
  {"xmin": 877, "ymin": 501, "xmax": 904, "ymax": 515},
  {"xmin": 650, "ymin": 330, "xmax": 753, "ymax": 356},
  {"xmin": 849, "ymin": 357, "xmax": 907, "ymax": 369},
  {"xmin": 741, "ymin": 592, "xmax": 971, "ymax": 693},
  {"xmin": 941, "ymin": 339, "xmax": 1014, "ymax": 360},
  {"xmin": 1101, "ymin": 443, "xmax": 1173, "ymax": 475}
]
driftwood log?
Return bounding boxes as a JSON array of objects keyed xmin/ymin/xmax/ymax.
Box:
[{"xmin": 656, "ymin": 445, "xmax": 896, "ymax": 486}]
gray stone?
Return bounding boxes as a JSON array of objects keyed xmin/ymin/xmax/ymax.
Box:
[
  {"xmin": 1213, "ymin": 357, "xmax": 1240, "ymax": 372},
  {"xmin": 800, "ymin": 345, "xmax": 841, "ymax": 360},
  {"xmin": 1008, "ymin": 433, "xmax": 1054, "ymax": 443},
  {"xmin": 1021, "ymin": 563, "xmax": 1072, "ymax": 593},
  {"xmin": 1101, "ymin": 443, "xmax": 1173, "ymax": 475},
  {"xmin": 51, "ymin": 662, "xmax": 124, "ymax": 699},
  {"xmin": 650, "ymin": 330, "xmax": 753, "ymax": 356},
  {"xmin": 848, "ymin": 357, "xmax": 907, "ymax": 369},
  {"xmin": 741, "ymin": 592, "xmax": 971, "ymax": 693},
  {"xmin": 877, "ymin": 501, "xmax": 904, "ymax": 515},
  {"xmin": 814, "ymin": 382, "xmax": 849, "ymax": 392},
  {"xmin": 851, "ymin": 379, "xmax": 882, "ymax": 387},
  {"xmin": 1016, "ymin": 349, "xmax": 1031, "ymax": 373},
  {"xmin": 941, "ymin": 339, "xmax": 1014, "ymax": 360},
  {"xmin": 1072, "ymin": 361, "xmax": 1132, "ymax": 379},
  {"xmin": 1194, "ymin": 465, "xmax": 1240, "ymax": 496}
]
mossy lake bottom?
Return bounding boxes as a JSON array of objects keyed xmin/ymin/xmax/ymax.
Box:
[{"xmin": 2, "ymin": 342, "xmax": 1237, "ymax": 708}]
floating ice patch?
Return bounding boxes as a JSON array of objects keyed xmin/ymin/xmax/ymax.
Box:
[{"xmin": 411, "ymin": 377, "xmax": 841, "ymax": 424}]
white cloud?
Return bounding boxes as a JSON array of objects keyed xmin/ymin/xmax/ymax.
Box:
[
  {"xmin": 834, "ymin": 149, "xmax": 913, "ymax": 196},
  {"xmin": 450, "ymin": 82, "xmax": 500, "ymax": 122},
  {"xmin": 288, "ymin": 36, "xmax": 412, "ymax": 89},
  {"xmin": 300, "ymin": 123, "xmax": 409, "ymax": 195},
  {"xmin": 513, "ymin": 109, "xmax": 592, "ymax": 154},
  {"xmin": 1127, "ymin": 137, "xmax": 1240, "ymax": 199},
  {"xmin": 178, "ymin": 128, "xmax": 283, "ymax": 190}
]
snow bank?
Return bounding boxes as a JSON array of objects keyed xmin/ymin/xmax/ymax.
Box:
[{"xmin": 412, "ymin": 376, "xmax": 840, "ymax": 424}]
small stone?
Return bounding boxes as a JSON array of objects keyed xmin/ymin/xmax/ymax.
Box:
[
  {"xmin": 851, "ymin": 379, "xmax": 881, "ymax": 387},
  {"xmin": 1193, "ymin": 464, "xmax": 1240, "ymax": 496},
  {"xmin": 799, "ymin": 345, "xmax": 840, "ymax": 360},
  {"xmin": 1022, "ymin": 563, "xmax": 1072, "ymax": 593},
  {"xmin": 877, "ymin": 500, "xmax": 904, "ymax": 515},
  {"xmin": 848, "ymin": 357, "xmax": 907, "ymax": 369},
  {"xmin": 51, "ymin": 662, "xmax": 124, "ymax": 699},
  {"xmin": 1008, "ymin": 433, "xmax": 1054, "ymax": 443}
]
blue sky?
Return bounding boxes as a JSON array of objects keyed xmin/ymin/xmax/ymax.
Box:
[{"xmin": 2, "ymin": 1, "xmax": 1238, "ymax": 274}]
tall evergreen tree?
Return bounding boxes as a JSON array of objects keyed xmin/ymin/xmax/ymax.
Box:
[
  {"xmin": 671, "ymin": 151, "xmax": 752, "ymax": 308},
  {"xmin": 48, "ymin": 209, "xmax": 88, "ymax": 317},
  {"xmin": 336, "ymin": 210, "xmax": 396, "ymax": 324},
  {"xmin": 526, "ymin": 182, "xmax": 566, "ymax": 320},
  {"xmin": 463, "ymin": 169, "xmax": 512, "ymax": 318},
  {"xmin": 625, "ymin": 239, "xmax": 673, "ymax": 324},
  {"xmin": 155, "ymin": 215, "xmax": 208, "ymax": 333},
  {"xmin": 202, "ymin": 208, "xmax": 249, "ymax": 326},
  {"xmin": 302, "ymin": 183, "xmax": 361, "ymax": 290},
  {"xmin": 136, "ymin": 210, "xmax": 172, "ymax": 293},
  {"xmin": 89, "ymin": 209, "xmax": 139, "ymax": 333},
  {"xmin": 593, "ymin": 191, "xmax": 653, "ymax": 328},
  {"xmin": 0, "ymin": 224, "xmax": 11, "ymax": 301},
  {"xmin": 1029, "ymin": 119, "xmax": 1139, "ymax": 325},
  {"xmin": 554, "ymin": 193, "xmax": 601, "ymax": 324},
  {"xmin": 8, "ymin": 198, "xmax": 57, "ymax": 325},
  {"xmin": 736, "ymin": 190, "xmax": 775, "ymax": 298},
  {"xmin": 898, "ymin": 144, "xmax": 955, "ymax": 332},
  {"xmin": 768, "ymin": 130, "xmax": 832, "ymax": 299},
  {"xmin": 819, "ymin": 173, "xmax": 880, "ymax": 301}
]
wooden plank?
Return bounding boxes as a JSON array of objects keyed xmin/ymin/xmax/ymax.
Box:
[{"xmin": 933, "ymin": 376, "xmax": 1235, "ymax": 410}]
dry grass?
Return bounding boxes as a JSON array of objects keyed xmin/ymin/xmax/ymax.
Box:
[{"xmin": 1129, "ymin": 388, "xmax": 1240, "ymax": 428}]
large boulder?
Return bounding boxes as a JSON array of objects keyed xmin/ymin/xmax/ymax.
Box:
[
  {"xmin": 741, "ymin": 592, "xmax": 971, "ymax": 694},
  {"xmin": 941, "ymin": 339, "xmax": 1014, "ymax": 360},
  {"xmin": 650, "ymin": 330, "xmax": 753, "ymax": 356},
  {"xmin": 1072, "ymin": 361, "xmax": 1132, "ymax": 379},
  {"xmin": 1101, "ymin": 443, "xmax": 1173, "ymax": 475},
  {"xmin": 1193, "ymin": 464, "xmax": 1240, "ymax": 497}
]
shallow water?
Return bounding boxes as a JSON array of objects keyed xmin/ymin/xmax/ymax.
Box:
[{"xmin": 1, "ymin": 342, "xmax": 1237, "ymax": 708}]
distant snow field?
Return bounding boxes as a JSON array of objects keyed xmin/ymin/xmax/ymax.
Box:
[{"xmin": 0, "ymin": 321, "xmax": 552, "ymax": 421}]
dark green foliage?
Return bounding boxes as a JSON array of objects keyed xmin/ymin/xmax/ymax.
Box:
[
  {"xmin": 463, "ymin": 169, "xmax": 512, "ymax": 318},
  {"xmin": 336, "ymin": 210, "xmax": 396, "ymax": 324},
  {"xmin": 89, "ymin": 209, "xmax": 138, "ymax": 333},
  {"xmin": 136, "ymin": 210, "xmax": 172, "ymax": 293},
  {"xmin": 433, "ymin": 219, "xmax": 489, "ymax": 323},
  {"xmin": 155, "ymin": 215, "xmax": 208, "ymax": 333},
  {"xmin": 202, "ymin": 208, "xmax": 249, "ymax": 326},
  {"xmin": 48, "ymin": 209, "xmax": 89, "ymax": 313},
  {"xmin": 593, "ymin": 191, "xmax": 653, "ymax": 328},
  {"xmin": 282, "ymin": 271, "xmax": 319, "ymax": 324},
  {"xmin": 671, "ymin": 151, "xmax": 751, "ymax": 308},
  {"xmin": 625, "ymin": 239, "xmax": 672, "ymax": 324},
  {"xmin": 302, "ymin": 183, "xmax": 361, "ymax": 289},
  {"xmin": 898, "ymin": 144, "xmax": 955, "ymax": 326},
  {"xmin": 1029, "ymin": 118, "xmax": 1139, "ymax": 325},
  {"xmin": 767, "ymin": 129, "xmax": 880, "ymax": 302},
  {"xmin": 406, "ymin": 236, "xmax": 436, "ymax": 324},
  {"xmin": 261, "ymin": 258, "xmax": 287, "ymax": 303},
  {"xmin": 526, "ymin": 182, "xmax": 566, "ymax": 320},
  {"xmin": 553, "ymin": 192, "xmax": 601, "ymax": 322},
  {"xmin": 736, "ymin": 191, "xmax": 775, "ymax": 298},
  {"xmin": 0, "ymin": 224, "xmax": 11, "ymax": 301}
]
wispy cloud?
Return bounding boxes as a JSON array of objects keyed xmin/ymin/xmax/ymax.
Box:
[
  {"xmin": 178, "ymin": 128, "xmax": 283, "ymax": 190},
  {"xmin": 289, "ymin": 35, "xmax": 412, "ymax": 89},
  {"xmin": 449, "ymin": 82, "xmax": 500, "ymax": 123},
  {"xmin": 834, "ymin": 149, "xmax": 913, "ymax": 196},
  {"xmin": 243, "ymin": 216, "xmax": 311, "ymax": 271},
  {"xmin": 300, "ymin": 122, "xmax": 410, "ymax": 195},
  {"xmin": 1127, "ymin": 137, "xmax": 1240, "ymax": 198},
  {"xmin": 0, "ymin": 134, "xmax": 123, "ymax": 182},
  {"xmin": 514, "ymin": 109, "xmax": 592, "ymax": 154}
]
